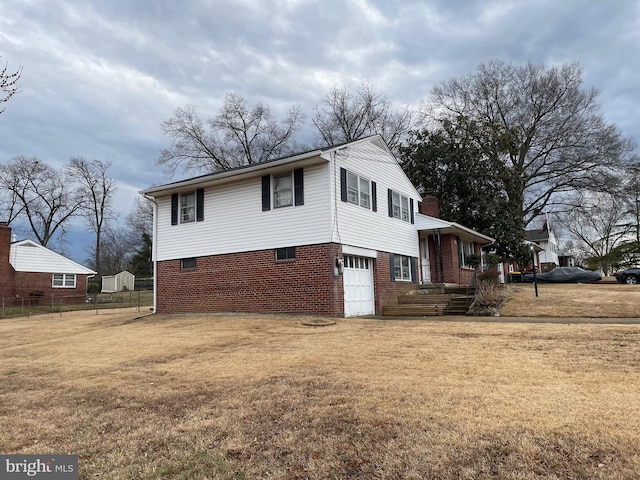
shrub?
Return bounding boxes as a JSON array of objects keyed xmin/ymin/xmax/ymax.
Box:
[{"xmin": 87, "ymin": 283, "xmax": 100, "ymax": 294}]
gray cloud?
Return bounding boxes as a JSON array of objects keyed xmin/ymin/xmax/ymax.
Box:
[{"xmin": 1, "ymin": 0, "xmax": 638, "ymax": 257}]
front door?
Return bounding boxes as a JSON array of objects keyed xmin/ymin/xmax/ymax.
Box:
[{"xmin": 420, "ymin": 237, "xmax": 431, "ymax": 283}]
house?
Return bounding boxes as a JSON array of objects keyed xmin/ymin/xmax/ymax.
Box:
[
  {"xmin": 141, "ymin": 136, "xmax": 493, "ymax": 317},
  {"xmin": 0, "ymin": 222, "xmax": 96, "ymax": 300},
  {"xmin": 101, "ymin": 270, "xmax": 135, "ymax": 293},
  {"xmin": 525, "ymin": 217, "xmax": 559, "ymax": 272}
]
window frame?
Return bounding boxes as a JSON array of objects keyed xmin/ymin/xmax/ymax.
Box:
[
  {"xmin": 275, "ymin": 247, "xmax": 296, "ymax": 261},
  {"xmin": 273, "ymin": 172, "xmax": 294, "ymax": 208},
  {"xmin": 181, "ymin": 258, "xmax": 197, "ymax": 270},
  {"xmin": 52, "ymin": 273, "xmax": 76, "ymax": 288},
  {"xmin": 345, "ymin": 171, "xmax": 372, "ymax": 209},
  {"xmin": 180, "ymin": 192, "xmax": 196, "ymax": 223},
  {"xmin": 171, "ymin": 189, "xmax": 204, "ymax": 225},
  {"xmin": 393, "ymin": 255, "xmax": 412, "ymax": 281},
  {"xmin": 459, "ymin": 239, "xmax": 475, "ymax": 269}
]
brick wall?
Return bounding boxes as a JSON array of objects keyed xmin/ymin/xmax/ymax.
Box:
[
  {"xmin": 374, "ymin": 251, "xmax": 417, "ymax": 309},
  {"xmin": 420, "ymin": 195, "xmax": 440, "ymax": 218},
  {"xmin": 425, "ymin": 234, "xmax": 477, "ymax": 286},
  {"xmin": 156, "ymin": 243, "xmax": 344, "ymax": 316},
  {"xmin": 0, "ymin": 223, "xmax": 16, "ymax": 299},
  {"xmin": 155, "ymin": 243, "xmax": 421, "ymax": 316},
  {"xmin": 13, "ymin": 271, "xmax": 89, "ymax": 300}
]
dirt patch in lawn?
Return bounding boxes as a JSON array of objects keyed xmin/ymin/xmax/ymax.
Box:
[
  {"xmin": 500, "ymin": 282, "xmax": 640, "ymax": 317},
  {"xmin": 1, "ymin": 309, "xmax": 639, "ymax": 478}
]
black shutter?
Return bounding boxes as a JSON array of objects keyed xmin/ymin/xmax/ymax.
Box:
[
  {"xmin": 171, "ymin": 194, "xmax": 178, "ymax": 225},
  {"xmin": 294, "ymin": 168, "xmax": 304, "ymax": 206},
  {"xmin": 340, "ymin": 168, "xmax": 347, "ymax": 202},
  {"xmin": 410, "ymin": 257, "xmax": 417, "ymax": 283},
  {"xmin": 417, "ymin": 201, "xmax": 422, "ymax": 215},
  {"xmin": 371, "ymin": 181, "xmax": 377, "ymax": 212},
  {"xmin": 410, "ymin": 198, "xmax": 415, "ymax": 224},
  {"xmin": 196, "ymin": 188, "xmax": 204, "ymax": 222},
  {"xmin": 387, "ymin": 189, "xmax": 393, "ymax": 217},
  {"xmin": 389, "ymin": 253, "xmax": 395, "ymax": 282},
  {"xmin": 261, "ymin": 175, "xmax": 271, "ymax": 211}
]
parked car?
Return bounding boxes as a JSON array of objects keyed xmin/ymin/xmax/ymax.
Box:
[
  {"xmin": 614, "ymin": 268, "xmax": 640, "ymax": 285},
  {"xmin": 522, "ymin": 266, "xmax": 602, "ymax": 283}
]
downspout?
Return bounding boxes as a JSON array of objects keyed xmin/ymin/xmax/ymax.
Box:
[{"xmin": 142, "ymin": 193, "xmax": 158, "ymax": 314}]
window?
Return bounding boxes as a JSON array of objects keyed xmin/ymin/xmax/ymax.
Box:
[
  {"xmin": 388, "ymin": 189, "xmax": 413, "ymax": 223},
  {"xmin": 181, "ymin": 258, "xmax": 197, "ymax": 270},
  {"xmin": 276, "ymin": 247, "xmax": 296, "ymax": 261},
  {"xmin": 393, "ymin": 255, "xmax": 412, "ymax": 281},
  {"xmin": 171, "ymin": 189, "xmax": 204, "ymax": 225},
  {"xmin": 341, "ymin": 168, "xmax": 375, "ymax": 210},
  {"xmin": 273, "ymin": 172, "xmax": 293, "ymax": 208},
  {"xmin": 459, "ymin": 240, "xmax": 475, "ymax": 268},
  {"xmin": 181, "ymin": 192, "xmax": 196, "ymax": 223},
  {"xmin": 52, "ymin": 273, "xmax": 76, "ymax": 288},
  {"xmin": 262, "ymin": 169, "xmax": 304, "ymax": 211}
]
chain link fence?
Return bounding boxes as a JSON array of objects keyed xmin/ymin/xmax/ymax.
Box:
[{"xmin": 1, "ymin": 290, "xmax": 154, "ymax": 319}]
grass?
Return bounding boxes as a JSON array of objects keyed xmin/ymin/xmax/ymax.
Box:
[
  {"xmin": 1, "ymin": 306, "xmax": 639, "ymax": 479},
  {"xmin": 500, "ymin": 282, "xmax": 640, "ymax": 317}
]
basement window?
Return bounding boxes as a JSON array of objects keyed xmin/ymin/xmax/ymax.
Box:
[
  {"xmin": 276, "ymin": 247, "xmax": 296, "ymax": 261},
  {"xmin": 181, "ymin": 258, "xmax": 197, "ymax": 270}
]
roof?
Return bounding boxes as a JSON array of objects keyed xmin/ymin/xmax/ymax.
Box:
[
  {"xmin": 140, "ymin": 135, "xmax": 395, "ymax": 197},
  {"xmin": 415, "ymin": 213, "xmax": 494, "ymax": 245},
  {"xmin": 9, "ymin": 240, "xmax": 97, "ymax": 275}
]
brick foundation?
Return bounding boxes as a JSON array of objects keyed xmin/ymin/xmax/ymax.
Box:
[
  {"xmin": 157, "ymin": 244, "xmax": 344, "ymax": 316},
  {"xmin": 156, "ymin": 243, "xmax": 419, "ymax": 317}
]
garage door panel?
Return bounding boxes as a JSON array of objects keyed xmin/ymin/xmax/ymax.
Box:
[{"xmin": 343, "ymin": 255, "xmax": 374, "ymax": 317}]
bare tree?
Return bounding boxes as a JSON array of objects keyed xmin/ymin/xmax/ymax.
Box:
[
  {"xmin": 157, "ymin": 93, "xmax": 304, "ymax": 177},
  {"xmin": 312, "ymin": 82, "xmax": 412, "ymax": 151},
  {"xmin": 0, "ymin": 157, "xmax": 83, "ymax": 246},
  {"xmin": 66, "ymin": 158, "xmax": 117, "ymax": 279},
  {"xmin": 90, "ymin": 224, "xmax": 135, "ymax": 275},
  {"xmin": 561, "ymin": 192, "xmax": 632, "ymax": 273},
  {"xmin": 425, "ymin": 61, "xmax": 635, "ymax": 226},
  {"xmin": 1, "ymin": 58, "xmax": 22, "ymax": 114},
  {"xmin": 126, "ymin": 196, "xmax": 154, "ymax": 240}
]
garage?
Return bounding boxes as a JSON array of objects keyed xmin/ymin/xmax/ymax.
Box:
[{"xmin": 343, "ymin": 255, "xmax": 375, "ymax": 317}]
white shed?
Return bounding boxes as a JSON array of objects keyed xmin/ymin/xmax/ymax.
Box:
[{"xmin": 101, "ymin": 270, "xmax": 135, "ymax": 293}]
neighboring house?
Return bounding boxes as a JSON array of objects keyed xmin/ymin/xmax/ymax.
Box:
[
  {"xmin": 141, "ymin": 136, "xmax": 493, "ymax": 317},
  {"xmin": 102, "ymin": 270, "xmax": 135, "ymax": 293},
  {"xmin": 558, "ymin": 252, "xmax": 576, "ymax": 267},
  {"xmin": 525, "ymin": 217, "xmax": 559, "ymax": 272},
  {"xmin": 0, "ymin": 222, "xmax": 96, "ymax": 300}
]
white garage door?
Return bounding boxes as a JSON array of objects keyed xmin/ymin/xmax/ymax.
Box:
[{"xmin": 343, "ymin": 255, "xmax": 375, "ymax": 317}]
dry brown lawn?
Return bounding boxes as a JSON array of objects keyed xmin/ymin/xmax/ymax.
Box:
[
  {"xmin": 1, "ymin": 306, "xmax": 639, "ymax": 479},
  {"xmin": 500, "ymin": 282, "xmax": 640, "ymax": 318}
]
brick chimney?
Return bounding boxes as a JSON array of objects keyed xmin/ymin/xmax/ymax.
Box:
[
  {"xmin": 420, "ymin": 194, "xmax": 440, "ymax": 218},
  {"xmin": 0, "ymin": 222, "xmax": 16, "ymax": 298}
]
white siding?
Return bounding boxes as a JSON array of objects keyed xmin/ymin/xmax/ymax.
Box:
[
  {"xmin": 330, "ymin": 141, "xmax": 420, "ymax": 258},
  {"xmin": 155, "ymin": 163, "xmax": 332, "ymax": 261}
]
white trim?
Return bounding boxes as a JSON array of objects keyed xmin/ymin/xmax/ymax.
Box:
[{"xmin": 342, "ymin": 245, "xmax": 377, "ymax": 258}]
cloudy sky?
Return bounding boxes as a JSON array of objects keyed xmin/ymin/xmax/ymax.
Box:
[{"xmin": 1, "ymin": 0, "xmax": 639, "ymax": 261}]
